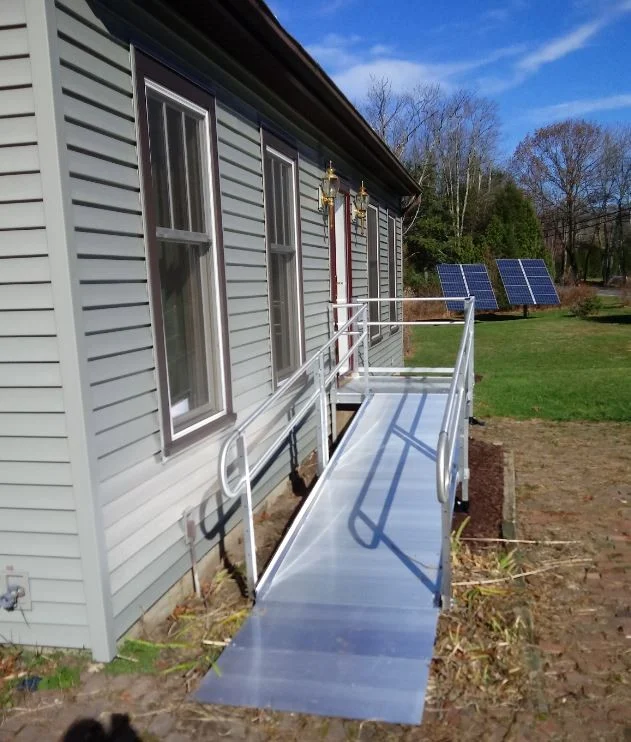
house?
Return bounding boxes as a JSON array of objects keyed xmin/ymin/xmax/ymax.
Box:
[{"xmin": 0, "ymin": 0, "xmax": 418, "ymax": 661}]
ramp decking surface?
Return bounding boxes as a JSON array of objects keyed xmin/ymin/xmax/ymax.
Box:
[{"xmin": 195, "ymin": 392, "xmax": 448, "ymax": 724}]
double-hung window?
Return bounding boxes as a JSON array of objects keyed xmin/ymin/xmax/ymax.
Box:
[
  {"xmin": 367, "ymin": 205, "xmax": 381, "ymax": 342},
  {"xmin": 135, "ymin": 53, "xmax": 232, "ymax": 454},
  {"xmin": 388, "ymin": 214, "xmax": 398, "ymax": 328},
  {"xmin": 262, "ymin": 133, "xmax": 304, "ymax": 385}
]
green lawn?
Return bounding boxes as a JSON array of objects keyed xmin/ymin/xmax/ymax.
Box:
[{"xmin": 406, "ymin": 302, "xmax": 631, "ymax": 421}]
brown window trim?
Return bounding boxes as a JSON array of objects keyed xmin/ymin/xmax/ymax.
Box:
[
  {"xmin": 134, "ymin": 49, "xmax": 233, "ymax": 457},
  {"xmin": 261, "ymin": 129, "xmax": 306, "ymax": 389}
]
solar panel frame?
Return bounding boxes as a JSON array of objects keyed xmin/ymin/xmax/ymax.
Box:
[
  {"xmin": 521, "ymin": 259, "xmax": 560, "ymax": 305},
  {"xmin": 461, "ymin": 264, "xmax": 498, "ymax": 310},
  {"xmin": 496, "ymin": 258, "xmax": 559, "ymax": 306},
  {"xmin": 437, "ymin": 263, "xmax": 498, "ymax": 311},
  {"xmin": 496, "ymin": 259, "xmax": 535, "ymax": 305},
  {"xmin": 437, "ymin": 263, "xmax": 467, "ymax": 311}
]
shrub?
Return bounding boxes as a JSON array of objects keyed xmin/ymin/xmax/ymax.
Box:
[
  {"xmin": 557, "ymin": 283, "xmax": 596, "ymax": 309},
  {"xmin": 571, "ymin": 294, "xmax": 603, "ymax": 318}
]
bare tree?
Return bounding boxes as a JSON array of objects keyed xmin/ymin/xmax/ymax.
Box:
[
  {"xmin": 362, "ymin": 76, "xmax": 441, "ymax": 164},
  {"xmin": 512, "ymin": 120, "xmax": 602, "ymax": 281},
  {"xmin": 435, "ymin": 92, "xmax": 499, "ymax": 246},
  {"xmin": 610, "ymin": 125, "xmax": 631, "ymax": 282}
]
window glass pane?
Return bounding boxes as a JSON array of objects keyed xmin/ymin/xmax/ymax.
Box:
[
  {"xmin": 273, "ymin": 159, "xmax": 285, "ymax": 246},
  {"xmin": 367, "ymin": 208, "xmax": 380, "ymax": 337},
  {"xmin": 264, "ymin": 147, "xmax": 300, "ymax": 380},
  {"xmin": 264, "ymin": 155, "xmax": 276, "ymax": 246},
  {"xmin": 389, "ymin": 217, "xmax": 397, "ymax": 323},
  {"xmin": 269, "ymin": 251, "xmax": 297, "ymax": 377},
  {"xmin": 158, "ymin": 239, "xmax": 218, "ymax": 432},
  {"xmin": 281, "ymin": 161, "xmax": 294, "ymax": 247},
  {"xmin": 146, "ymin": 95, "xmax": 170, "ymax": 228},
  {"xmin": 166, "ymin": 107, "xmax": 189, "ymax": 231},
  {"xmin": 185, "ymin": 115, "xmax": 205, "ymax": 233}
]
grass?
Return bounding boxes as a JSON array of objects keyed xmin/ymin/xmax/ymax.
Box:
[
  {"xmin": 406, "ymin": 301, "xmax": 631, "ymax": 421},
  {"xmin": 0, "ymin": 648, "xmax": 89, "ymax": 710}
]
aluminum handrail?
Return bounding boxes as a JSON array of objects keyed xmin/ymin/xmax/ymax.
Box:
[
  {"xmin": 219, "ymin": 305, "xmax": 367, "ymax": 499},
  {"xmin": 220, "ymin": 294, "xmax": 474, "ymax": 603},
  {"xmin": 435, "ymin": 296, "xmax": 475, "ymax": 607},
  {"xmin": 218, "ymin": 304, "xmax": 368, "ymax": 596}
]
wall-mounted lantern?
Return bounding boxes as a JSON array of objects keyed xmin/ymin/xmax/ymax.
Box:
[
  {"xmin": 352, "ymin": 181, "xmax": 369, "ymax": 233},
  {"xmin": 318, "ymin": 161, "xmax": 340, "ymax": 213}
]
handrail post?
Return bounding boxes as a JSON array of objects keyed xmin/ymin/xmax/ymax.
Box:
[
  {"xmin": 328, "ymin": 304, "xmax": 338, "ymax": 443},
  {"xmin": 362, "ymin": 305, "xmax": 369, "ymax": 399},
  {"xmin": 467, "ymin": 301, "xmax": 475, "ymax": 420},
  {"xmin": 315, "ymin": 354, "xmax": 329, "ymax": 475},
  {"xmin": 441, "ymin": 498, "xmax": 452, "ymax": 609},
  {"xmin": 236, "ymin": 432, "xmax": 257, "ymax": 598}
]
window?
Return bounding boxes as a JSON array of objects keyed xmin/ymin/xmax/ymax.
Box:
[
  {"xmin": 367, "ymin": 205, "xmax": 380, "ymax": 341},
  {"xmin": 135, "ymin": 53, "xmax": 232, "ymax": 454},
  {"xmin": 262, "ymin": 133, "xmax": 304, "ymax": 384},
  {"xmin": 388, "ymin": 215, "xmax": 398, "ymax": 328}
]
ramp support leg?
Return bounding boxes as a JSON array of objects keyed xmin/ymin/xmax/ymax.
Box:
[
  {"xmin": 441, "ymin": 499, "xmax": 452, "ymax": 609},
  {"xmin": 316, "ymin": 355, "xmax": 329, "ymax": 475},
  {"xmin": 237, "ymin": 433, "xmax": 258, "ymax": 598}
]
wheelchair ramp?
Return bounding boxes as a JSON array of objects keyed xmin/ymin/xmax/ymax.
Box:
[{"xmin": 195, "ymin": 391, "xmax": 448, "ymax": 724}]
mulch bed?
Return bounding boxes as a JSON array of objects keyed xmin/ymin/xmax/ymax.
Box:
[{"xmin": 453, "ymin": 437, "xmax": 504, "ymax": 540}]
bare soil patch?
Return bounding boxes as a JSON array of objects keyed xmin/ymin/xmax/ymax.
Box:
[{"xmin": 453, "ymin": 437, "xmax": 505, "ymax": 540}]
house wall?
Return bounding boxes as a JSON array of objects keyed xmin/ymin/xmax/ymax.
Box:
[
  {"xmin": 0, "ymin": 0, "xmax": 97, "ymax": 650},
  {"xmin": 0, "ymin": 0, "xmax": 406, "ymax": 657}
]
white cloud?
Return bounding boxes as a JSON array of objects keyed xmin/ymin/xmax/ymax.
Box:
[
  {"xmin": 333, "ymin": 60, "xmax": 441, "ymax": 99},
  {"xmin": 531, "ymin": 93, "xmax": 631, "ymax": 121},
  {"xmin": 478, "ymin": 2, "xmax": 631, "ymax": 93},
  {"xmin": 306, "ymin": 32, "xmax": 525, "ymax": 101},
  {"xmin": 517, "ymin": 18, "xmax": 606, "ymax": 73}
]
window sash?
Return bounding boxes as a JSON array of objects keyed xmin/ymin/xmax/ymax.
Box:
[
  {"xmin": 136, "ymin": 55, "xmax": 231, "ymax": 453},
  {"xmin": 263, "ymin": 141, "xmax": 302, "ymax": 383},
  {"xmin": 367, "ymin": 206, "xmax": 380, "ymax": 340}
]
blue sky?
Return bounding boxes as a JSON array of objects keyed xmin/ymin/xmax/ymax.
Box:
[{"xmin": 269, "ymin": 0, "xmax": 631, "ymax": 158}]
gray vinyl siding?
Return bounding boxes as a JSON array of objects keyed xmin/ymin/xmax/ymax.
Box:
[
  {"xmin": 50, "ymin": 0, "xmax": 322, "ymax": 636},
  {"xmin": 352, "ymin": 198, "xmax": 404, "ymax": 369},
  {"xmin": 32, "ymin": 0, "xmax": 405, "ymax": 645},
  {"xmin": 0, "ymin": 0, "xmax": 90, "ymax": 649},
  {"xmin": 54, "ymin": 1, "xmax": 157, "ymax": 488}
]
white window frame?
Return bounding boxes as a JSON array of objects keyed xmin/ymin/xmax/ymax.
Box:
[
  {"xmin": 262, "ymin": 135, "xmax": 305, "ymax": 386},
  {"xmin": 134, "ymin": 51, "xmax": 233, "ymax": 456}
]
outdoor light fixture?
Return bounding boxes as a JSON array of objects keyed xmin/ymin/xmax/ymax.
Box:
[
  {"xmin": 352, "ymin": 181, "xmax": 369, "ymax": 232},
  {"xmin": 318, "ymin": 160, "xmax": 340, "ymax": 212}
]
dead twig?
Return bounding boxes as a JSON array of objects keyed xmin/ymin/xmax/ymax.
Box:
[
  {"xmin": 453, "ymin": 559, "xmax": 592, "ymax": 586},
  {"xmin": 461, "ymin": 537, "xmax": 580, "ymax": 545}
]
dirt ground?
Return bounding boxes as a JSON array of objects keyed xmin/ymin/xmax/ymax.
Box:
[{"xmin": 1, "ymin": 420, "xmax": 631, "ymax": 742}]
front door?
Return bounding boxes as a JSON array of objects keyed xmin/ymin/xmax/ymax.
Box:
[{"xmin": 333, "ymin": 193, "xmax": 351, "ymax": 373}]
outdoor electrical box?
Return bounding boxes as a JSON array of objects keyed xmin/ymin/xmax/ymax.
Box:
[{"xmin": 1, "ymin": 568, "xmax": 32, "ymax": 611}]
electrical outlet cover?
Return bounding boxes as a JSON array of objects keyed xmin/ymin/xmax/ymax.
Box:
[{"xmin": 2, "ymin": 570, "xmax": 32, "ymax": 611}]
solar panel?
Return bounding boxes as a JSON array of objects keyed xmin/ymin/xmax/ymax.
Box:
[
  {"xmin": 437, "ymin": 263, "xmax": 467, "ymax": 311},
  {"xmin": 496, "ymin": 259, "xmax": 559, "ymax": 306},
  {"xmin": 437, "ymin": 263, "xmax": 498, "ymax": 311},
  {"xmin": 462, "ymin": 264, "xmax": 498, "ymax": 310},
  {"xmin": 521, "ymin": 259, "xmax": 560, "ymax": 305}
]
